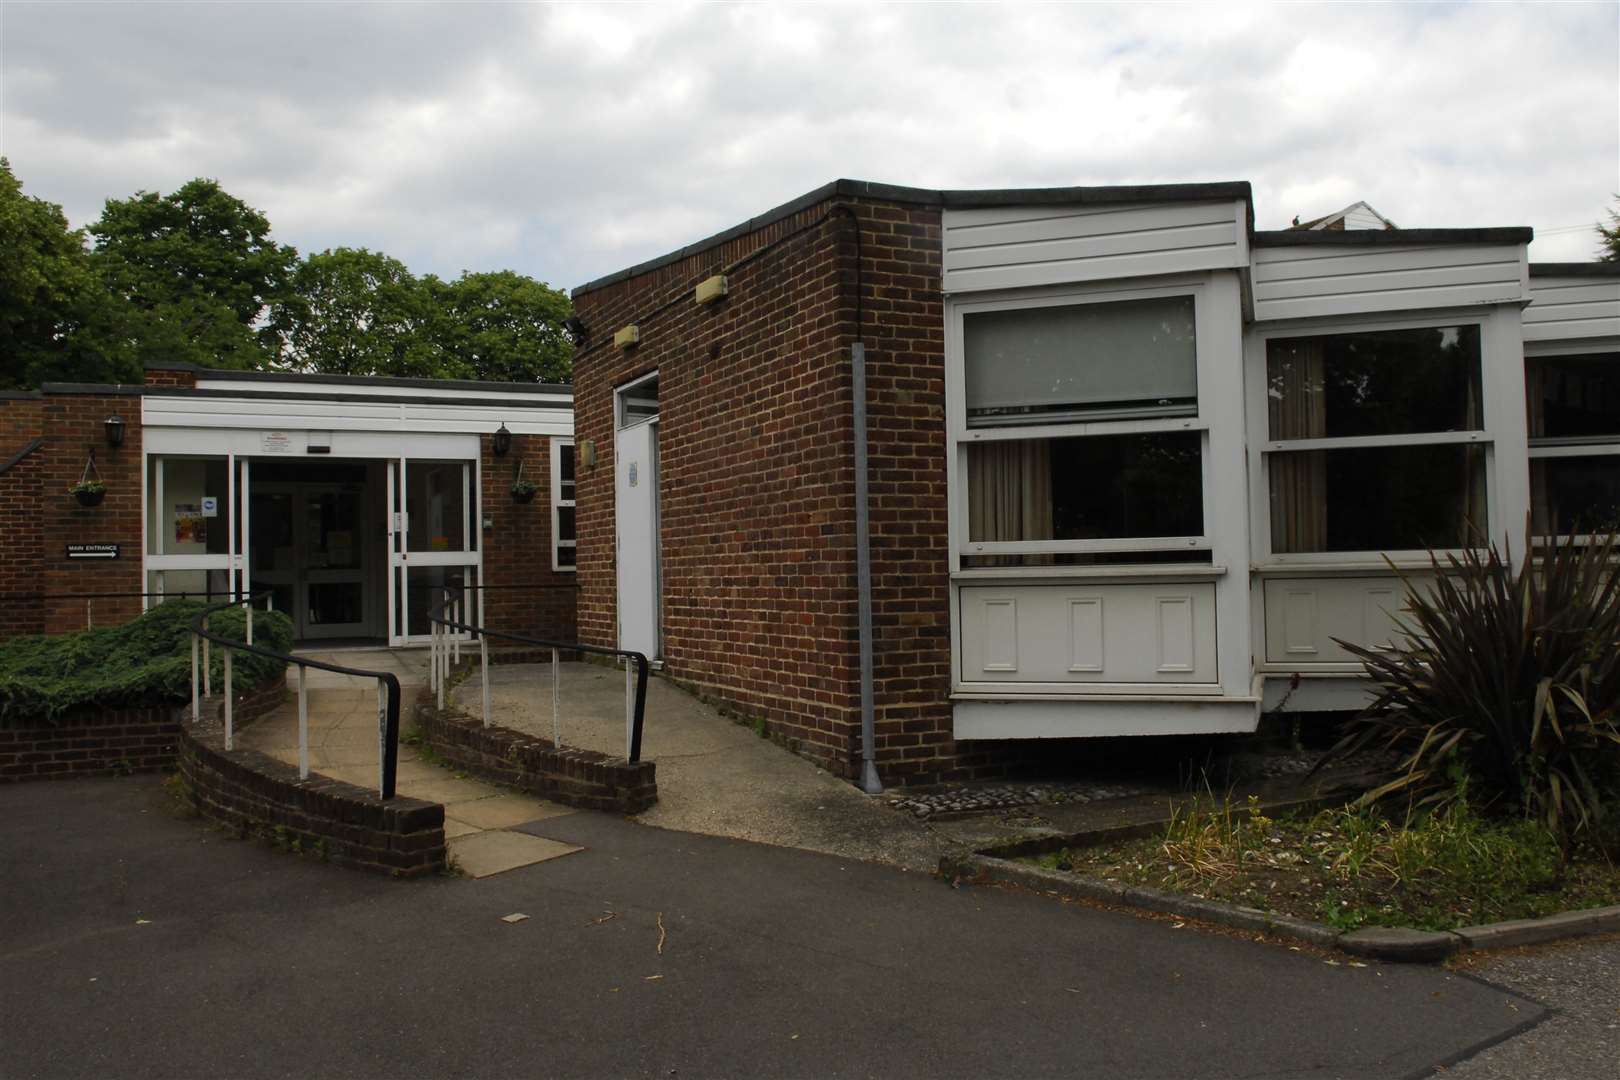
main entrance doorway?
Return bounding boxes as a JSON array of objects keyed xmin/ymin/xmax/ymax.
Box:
[{"xmin": 249, "ymin": 462, "xmax": 384, "ymax": 641}]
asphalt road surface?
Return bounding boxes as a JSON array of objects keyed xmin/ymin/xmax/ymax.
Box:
[{"xmin": 0, "ymin": 777, "xmax": 1555, "ymax": 1079}]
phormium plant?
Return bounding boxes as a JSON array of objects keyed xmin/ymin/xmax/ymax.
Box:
[{"xmin": 1325, "ymin": 530, "xmax": 1620, "ymax": 855}]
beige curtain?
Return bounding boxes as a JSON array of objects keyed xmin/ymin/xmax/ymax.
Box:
[
  {"xmin": 1268, "ymin": 341, "xmax": 1327, "ymax": 552},
  {"xmin": 968, "ymin": 441, "xmax": 1053, "ymax": 564}
]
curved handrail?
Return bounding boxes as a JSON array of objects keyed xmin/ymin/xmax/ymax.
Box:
[
  {"xmin": 425, "ymin": 582, "xmax": 649, "ymax": 763},
  {"xmin": 189, "ymin": 590, "xmax": 402, "ymax": 798}
]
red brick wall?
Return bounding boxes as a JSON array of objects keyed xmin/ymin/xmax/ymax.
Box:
[
  {"xmin": 39, "ymin": 392, "xmax": 145, "ymax": 633},
  {"xmin": 572, "ymin": 194, "xmax": 1065, "ymax": 787},
  {"xmin": 142, "ymin": 366, "xmax": 198, "ymax": 389},
  {"xmin": 0, "ymin": 396, "xmax": 47, "ymax": 637},
  {"xmin": 478, "ymin": 431, "xmax": 579, "ymax": 641},
  {"xmin": 572, "ymin": 200, "xmax": 865, "ymax": 774}
]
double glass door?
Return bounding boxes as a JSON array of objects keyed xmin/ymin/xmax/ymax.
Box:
[{"xmin": 250, "ymin": 484, "xmax": 371, "ymax": 639}]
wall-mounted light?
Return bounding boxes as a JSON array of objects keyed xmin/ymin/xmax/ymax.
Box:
[
  {"xmin": 563, "ymin": 316, "xmax": 589, "ymax": 348},
  {"xmin": 694, "ymin": 274, "xmax": 729, "ymax": 305},
  {"xmin": 579, "ymin": 439, "xmax": 597, "ymax": 469},
  {"xmin": 614, "ymin": 324, "xmax": 640, "ymax": 349},
  {"xmin": 493, "ymin": 421, "xmax": 512, "ymax": 457},
  {"xmin": 103, "ymin": 415, "xmax": 125, "ymax": 448}
]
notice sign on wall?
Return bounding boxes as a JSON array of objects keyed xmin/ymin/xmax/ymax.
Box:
[
  {"xmin": 173, "ymin": 504, "xmax": 207, "ymax": 545},
  {"xmin": 66, "ymin": 543, "xmax": 119, "ymax": 560},
  {"xmin": 261, "ymin": 431, "xmax": 292, "ymax": 454}
]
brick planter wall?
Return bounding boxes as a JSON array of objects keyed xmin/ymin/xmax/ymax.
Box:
[
  {"xmin": 413, "ymin": 699, "xmax": 657, "ymax": 814},
  {"xmin": 178, "ymin": 725, "xmax": 446, "ymax": 878},
  {"xmin": 0, "ymin": 704, "xmax": 182, "ymax": 782}
]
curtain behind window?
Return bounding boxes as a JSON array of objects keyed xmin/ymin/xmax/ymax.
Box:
[
  {"xmin": 968, "ymin": 441, "xmax": 1053, "ymax": 564},
  {"xmin": 1267, "ymin": 339, "xmax": 1327, "ymax": 551}
]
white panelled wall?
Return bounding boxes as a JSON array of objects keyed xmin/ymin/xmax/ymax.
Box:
[{"xmin": 940, "ymin": 197, "xmax": 1617, "ymax": 737}]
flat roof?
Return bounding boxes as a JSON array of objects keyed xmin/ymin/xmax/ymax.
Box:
[
  {"xmin": 573, "ymin": 178, "xmax": 1254, "ymax": 297},
  {"xmin": 1529, "ymin": 262, "xmax": 1620, "ymax": 277},
  {"xmin": 1253, "ymin": 227, "xmax": 1533, "ymax": 247},
  {"xmin": 144, "ymin": 363, "xmax": 572, "ymax": 397}
]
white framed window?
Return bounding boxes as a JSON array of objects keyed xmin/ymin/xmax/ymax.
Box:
[
  {"xmin": 551, "ymin": 437, "xmax": 576, "ymax": 571},
  {"xmin": 1255, "ymin": 319, "xmax": 1492, "ymax": 561},
  {"xmin": 1526, "ymin": 348, "xmax": 1620, "ymax": 538},
  {"xmin": 948, "ymin": 281, "xmax": 1213, "ymax": 568}
]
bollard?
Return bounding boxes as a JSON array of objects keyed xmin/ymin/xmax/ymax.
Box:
[
  {"xmin": 223, "ymin": 647, "xmax": 234, "ymax": 750},
  {"xmin": 480, "ymin": 634, "xmax": 490, "ymax": 727},
  {"xmin": 191, "ymin": 632, "xmax": 200, "ymax": 722}
]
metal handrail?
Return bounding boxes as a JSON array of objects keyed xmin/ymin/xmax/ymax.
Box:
[
  {"xmin": 189, "ymin": 591, "xmax": 401, "ymax": 799},
  {"xmin": 425, "ymin": 583, "xmax": 649, "ymax": 763}
]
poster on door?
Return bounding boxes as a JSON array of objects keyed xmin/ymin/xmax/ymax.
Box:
[{"xmin": 173, "ymin": 503, "xmax": 207, "ymax": 545}]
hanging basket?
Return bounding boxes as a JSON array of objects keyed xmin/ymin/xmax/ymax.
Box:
[
  {"xmin": 70, "ymin": 453, "xmax": 106, "ymax": 507},
  {"xmin": 511, "ymin": 459, "xmax": 538, "ymax": 503}
]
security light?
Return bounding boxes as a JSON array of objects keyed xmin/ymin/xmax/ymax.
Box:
[{"xmin": 563, "ymin": 316, "xmax": 588, "ymax": 347}]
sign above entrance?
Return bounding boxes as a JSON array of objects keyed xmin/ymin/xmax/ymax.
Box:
[
  {"xmin": 261, "ymin": 431, "xmax": 293, "ymax": 454},
  {"xmin": 65, "ymin": 543, "xmax": 119, "ymax": 560}
]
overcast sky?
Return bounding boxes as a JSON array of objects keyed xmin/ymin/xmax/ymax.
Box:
[{"xmin": 3, "ymin": 1, "xmax": 1617, "ymax": 292}]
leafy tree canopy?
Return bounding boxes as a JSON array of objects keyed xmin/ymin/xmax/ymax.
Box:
[
  {"xmin": 1599, "ymin": 196, "xmax": 1620, "ymax": 262},
  {"xmin": 87, "ymin": 178, "xmax": 299, "ymax": 372},
  {"xmin": 3, "ymin": 165, "xmax": 571, "ymax": 388},
  {"xmin": 0, "ymin": 158, "xmax": 132, "ymax": 389}
]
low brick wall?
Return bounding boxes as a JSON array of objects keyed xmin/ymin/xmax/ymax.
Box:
[
  {"xmin": 179, "ymin": 724, "xmax": 446, "ymax": 878},
  {"xmin": 413, "ymin": 699, "xmax": 657, "ymax": 814},
  {"xmin": 0, "ymin": 704, "xmax": 182, "ymax": 782}
]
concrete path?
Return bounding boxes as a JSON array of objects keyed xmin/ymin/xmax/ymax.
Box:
[
  {"xmin": 452, "ymin": 662, "xmax": 970, "ymax": 870},
  {"xmin": 240, "ymin": 648, "xmax": 581, "ymax": 877},
  {"xmin": 0, "ymin": 777, "xmax": 1556, "ymax": 1080}
]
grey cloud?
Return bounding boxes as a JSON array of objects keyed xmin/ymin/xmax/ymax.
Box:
[{"xmin": 3, "ymin": 0, "xmax": 1615, "ymax": 287}]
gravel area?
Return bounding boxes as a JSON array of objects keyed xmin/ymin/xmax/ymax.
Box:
[
  {"xmin": 1446, "ymin": 935, "xmax": 1620, "ymax": 1078},
  {"xmin": 887, "ymin": 781, "xmax": 1157, "ymax": 818}
]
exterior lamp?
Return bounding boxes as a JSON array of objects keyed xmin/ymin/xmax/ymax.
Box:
[
  {"xmin": 104, "ymin": 415, "xmax": 125, "ymax": 448},
  {"xmin": 493, "ymin": 422, "xmax": 512, "ymax": 457}
]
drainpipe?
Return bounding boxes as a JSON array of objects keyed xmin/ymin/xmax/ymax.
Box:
[{"xmin": 853, "ymin": 340, "xmax": 882, "ymax": 795}]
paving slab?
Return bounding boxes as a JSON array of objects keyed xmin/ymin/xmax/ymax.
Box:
[
  {"xmin": 444, "ymin": 794, "xmax": 575, "ymax": 831},
  {"xmin": 446, "ymin": 830, "xmax": 582, "ymax": 878}
]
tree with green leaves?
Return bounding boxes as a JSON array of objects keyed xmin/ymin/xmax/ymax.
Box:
[
  {"xmin": 1599, "ymin": 196, "xmax": 1620, "ymax": 262},
  {"xmin": 426, "ymin": 270, "xmax": 573, "ymax": 384},
  {"xmin": 86, "ymin": 178, "xmax": 298, "ymax": 372},
  {"xmin": 0, "ymin": 158, "xmax": 133, "ymax": 389},
  {"xmin": 272, "ymin": 247, "xmax": 442, "ymax": 378}
]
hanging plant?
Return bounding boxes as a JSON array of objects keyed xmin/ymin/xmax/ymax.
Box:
[
  {"xmin": 511, "ymin": 460, "xmax": 538, "ymax": 504},
  {"xmin": 70, "ymin": 452, "xmax": 107, "ymax": 507}
]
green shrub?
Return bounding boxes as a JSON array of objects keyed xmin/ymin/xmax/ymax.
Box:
[
  {"xmin": 1329, "ymin": 532, "xmax": 1620, "ymax": 853},
  {"xmin": 0, "ymin": 600, "xmax": 292, "ymax": 722}
]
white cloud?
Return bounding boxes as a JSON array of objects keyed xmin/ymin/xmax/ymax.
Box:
[{"xmin": 2, "ymin": 0, "xmax": 1615, "ymax": 286}]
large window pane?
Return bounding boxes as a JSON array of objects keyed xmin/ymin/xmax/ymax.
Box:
[
  {"xmin": 967, "ymin": 432, "xmax": 1202, "ymax": 543},
  {"xmin": 1267, "ymin": 326, "xmax": 1482, "ymax": 440},
  {"xmin": 964, "ymin": 296, "xmax": 1197, "ymax": 425},
  {"xmin": 1269, "ymin": 444, "xmax": 1487, "ymax": 553},
  {"xmin": 1532, "ymin": 456, "xmax": 1620, "ymax": 534},
  {"xmin": 149, "ymin": 457, "xmax": 228, "ymax": 555},
  {"xmin": 405, "ymin": 462, "xmax": 468, "ymax": 552},
  {"xmin": 1527, "ymin": 354, "xmax": 1620, "ymax": 440},
  {"xmin": 406, "ymin": 565, "xmax": 474, "ymax": 637}
]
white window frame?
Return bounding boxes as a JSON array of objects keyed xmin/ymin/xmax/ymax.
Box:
[
  {"xmin": 551, "ymin": 437, "xmax": 576, "ymax": 572},
  {"xmin": 1525, "ymin": 343, "xmax": 1620, "ymax": 544},
  {"xmin": 945, "ymin": 277, "xmax": 1216, "ymax": 571},
  {"xmin": 1246, "ymin": 308, "xmax": 1513, "ymax": 569}
]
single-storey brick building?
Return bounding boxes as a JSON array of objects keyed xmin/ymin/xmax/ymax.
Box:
[
  {"xmin": 0, "ymin": 365, "xmax": 579, "ymax": 643},
  {"xmin": 565, "ymin": 179, "xmax": 1620, "ymax": 789}
]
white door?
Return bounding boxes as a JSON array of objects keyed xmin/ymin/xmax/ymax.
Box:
[{"xmin": 615, "ymin": 378, "xmax": 661, "ymax": 658}]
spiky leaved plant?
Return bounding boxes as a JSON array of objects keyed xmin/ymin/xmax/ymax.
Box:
[{"xmin": 1326, "ymin": 531, "xmax": 1620, "ymax": 855}]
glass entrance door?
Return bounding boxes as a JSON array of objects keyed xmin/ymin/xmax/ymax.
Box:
[
  {"xmin": 387, "ymin": 458, "xmax": 480, "ymax": 645},
  {"xmin": 250, "ymin": 484, "xmax": 371, "ymax": 639}
]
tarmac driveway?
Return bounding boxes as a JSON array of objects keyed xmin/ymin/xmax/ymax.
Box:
[{"xmin": 0, "ymin": 776, "xmax": 1547, "ymax": 1079}]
